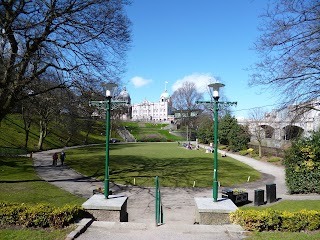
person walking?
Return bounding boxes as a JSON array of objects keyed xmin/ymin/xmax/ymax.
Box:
[
  {"xmin": 52, "ymin": 152, "xmax": 58, "ymax": 166},
  {"xmin": 60, "ymin": 151, "xmax": 66, "ymax": 166}
]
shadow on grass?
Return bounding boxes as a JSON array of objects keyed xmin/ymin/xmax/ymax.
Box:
[
  {"xmin": 66, "ymin": 143, "xmax": 263, "ymax": 188},
  {"xmin": 67, "ymin": 154, "xmax": 260, "ymax": 188}
]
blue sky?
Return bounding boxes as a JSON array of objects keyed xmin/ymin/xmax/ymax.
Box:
[{"xmin": 123, "ymin": 0, "xmax": 279, "ymax": 118}]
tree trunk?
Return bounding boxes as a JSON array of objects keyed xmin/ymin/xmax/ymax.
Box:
[
  {"xmin": 258, "ymin": 143, "xmax": 262, "ymax": 158},
  {"xmin": 83, "ymin": 130, "xmax": 90, "ymax": 145},
  {"xmin": 25, "ymin": 129, "xmax": 30, "ymax": 149},
  {"xmin": 37, "ymin": 120, "xmax": 48, "ymax": 150},
  {"xmin": 38, "ymin": 130, "xmax": 44, "ymax": 150},
  {"xmin": 65, "ymin": 136, "xmax": 72, "ymax": 147},
  {"xmin": 24, "ymin": 121, "xmax": 32, "ymax": 150}
]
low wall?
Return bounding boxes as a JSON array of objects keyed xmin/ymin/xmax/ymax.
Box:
[{"xmin": 248, "ymin": 144, "xmax": 286, "ymax": 157}]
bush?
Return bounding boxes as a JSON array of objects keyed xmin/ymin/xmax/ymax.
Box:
[
  {"xmin": 230, "ymin": 209, "xmax": 320, "ymax": 232},
  {"xmin": 239, "ymin": 148, "xmax": 256, "ymax": 156},
  {"xmin": 218, "ymin": 145, "xmax": 228, "ymax": 150},
  {"xmin": 268, "ymin": 157, "xmax": 282, "ymax": 163},
  {"xmin": 0, "ymin": 202, "xmax": 84, "ymax": 228},
  {"xmin": 239, "ymin": 150, "xmax": 248, "ymax": 156},
  {"xmin": 283, "ymin": 131, "xmax": 320, "ymax": 194}
]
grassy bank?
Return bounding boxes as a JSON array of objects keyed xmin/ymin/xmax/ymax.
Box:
[
  {"xmin": 0, "ymin": 114, "xmax": 105, "ymax": 152},
  {"xmin": 121, "ymin": 122, "xmax": 184, "ymax": 142}
]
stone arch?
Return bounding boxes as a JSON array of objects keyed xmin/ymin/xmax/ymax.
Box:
[
  {"xmin": 260, "ymin": 125, "xmax": 275, "ymax": 139},
  {"xmin": 282, "ymin": 125, "xmax": 304, "ymax": 140}
]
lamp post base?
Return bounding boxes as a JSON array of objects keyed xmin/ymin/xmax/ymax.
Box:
[
  {"xmin": 82, "ymin": 194, "xmax": 128, "ymax": 222},
  {"xmin": 194, "ymin": 197, "xmax": 238, "ymax": 225}
]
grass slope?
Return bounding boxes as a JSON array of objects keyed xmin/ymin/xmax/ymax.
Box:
[
  {"xmin": 0, "ymin": 114, "xmax": 105, "ymax": 152},
  {"xmin": 66, "ymin": 142, "xmax": 261, "ymax": 188},
  {"xmin": 121, "ymin": 122, "xmax": 184, "ymax": 142}
]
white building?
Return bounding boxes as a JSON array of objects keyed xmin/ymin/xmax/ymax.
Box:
[
  {"xmin": 131, "ymin": 88, "xmax": 174, "ymax": 122},
  {"xmin": 115, "ymin": 87, "xmax": 132, "ymax": 120},
  {"xmin": 240, "ymin": 99, "xmax": 320, "ymax": 148}
]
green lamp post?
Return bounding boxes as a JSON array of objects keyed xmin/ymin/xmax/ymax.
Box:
[
  {"xmin": 103, "ymin": 83, "xmax": 117, "ymax": 199},
  {"xmin": 197, "ymin": 83, "xmax": 237, "ymax": 202},
  {"xmin": 209, "ymin": 82, "xmax": 225, "ymax": 202},
  {"xmin": 89, "ymin": 83, "xmax": 117, "ymax": 199}
]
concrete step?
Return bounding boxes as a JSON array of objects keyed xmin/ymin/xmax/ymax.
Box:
[
  {"xmin": 89, "ymin": 220, "xmax": 247, "ymax": 234},
  {"xmin": 74, "ymin": 220, "xmax": 249, "ymax": 240}
]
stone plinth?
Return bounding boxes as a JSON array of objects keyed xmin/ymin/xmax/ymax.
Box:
[
  {"xmin": 82, "ymin": 194, "xmax": 128, "ymax": 222},
  {"xmin": 194, "ymin": 197, "xmax": 238, "ymax": 225}
]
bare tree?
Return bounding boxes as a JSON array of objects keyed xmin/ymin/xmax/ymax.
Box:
[
  {"xmin": 35, "ymin": 90, "xmax": 62, "ymax": 150},
  {"xmin": 171, "ymin": 81, "xmax": 203, "ymax": 127},
  {"xmin": 0, "ymin": 0, "xmax": 131, "ymax": 122},
  {"xmin": 248, "ymin": 108, "xmax": 267, "ymax": 157},
  {"xmin": 171, "ymin": 81, "xmax": 203, "ymax": 141},
  {"xmin": 21, "ymin": 99, "xmax": 36, "ymax": 149},
  {"xmin": 249, "ymin": 0, "xmax": 320, "ymax": 107}
]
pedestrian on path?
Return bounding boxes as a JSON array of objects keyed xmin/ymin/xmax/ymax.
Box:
[
  {"xmin": 52, "ymin": 152, "xmax": 58, "ymax": 166},
  {"xmin": 60, "ymin": 151, "xmax": 66, "ymax": 166}
]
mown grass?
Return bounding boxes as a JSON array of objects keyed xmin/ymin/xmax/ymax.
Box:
[
  {"xmin": 0, "ymin": 156, "xmax": 85, "ymax": 239},
  {"xmin": 0, "ymin": 114, "xmax": 105, "ymax": 152},
  {"xmin": 241, "ymin": 200, "xmax": 320, "ymax": 211},
  {"xmin": 66, "ymin": 142, "xmax": 261, "ymax": 188},
  {"xmin": 120, "ymin": 122, "xmax": 184, "ymax": 142},
  {"xmin": 0, "ymin": 157, "xmax": 85, "ymax": 205},
  {"xmin": 247, "ymin": 231, "xmax": 320, "ymax": 240},
  {"xmin": 0, "ymin": 227, "xmax": 76, "ymax": 240}
]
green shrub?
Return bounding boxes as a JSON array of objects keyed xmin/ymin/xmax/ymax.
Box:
[
  {"xmin": 239, "ymin": 148, "xmax": 258, "ymax": 157},
  {"xmin": 268, "ymin": 157, "xmax": 282, "ymax": 163},
  {"xmin": 283, "ymin": 131, "xmax": 320, "ymax": 194},
  {"xmin": 218, "ymin": 145, "xmax": 227, "ymax": 150},
  {"xmin": 239, "ymin": 150, "xmax": 248, "ymax": 156},
  {"xmin": 230, "ymin": 209, "xmax": 320, "ymax": 232},
  {"xmin": 0, "ymin": 202, "xmax": 84, "ymax": 228}
]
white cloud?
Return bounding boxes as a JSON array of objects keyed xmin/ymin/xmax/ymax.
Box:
[
  {"xmin": 131, "ymin": 76, "xmax": 152, "ymax": 88},
  {"xmin": 172, "ymin": 73, "xmax": 220, "ymax": 93}
]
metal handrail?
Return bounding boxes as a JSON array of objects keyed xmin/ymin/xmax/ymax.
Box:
[{"xmin": 155, "ymin": 176, "xmax": 164, "ymax": 226}]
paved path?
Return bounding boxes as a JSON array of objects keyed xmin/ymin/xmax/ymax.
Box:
[{"xmin": 32, "ymin": 145, "xmax": 320, "ymax": 240}]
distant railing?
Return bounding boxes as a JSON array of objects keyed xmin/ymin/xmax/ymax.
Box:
[
  {"xmin": 0, "ymin": 147, "xmax": 28, "ymax": 157},
  {"xmin": 155, "ymin": 176, "xmax": 164, "ymax": 226}
]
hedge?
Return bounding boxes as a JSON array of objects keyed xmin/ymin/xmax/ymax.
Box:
[
  {"xmin": 283, "ymin": 131, "xmax": 320, "ymax": 194},
  {"xmin": 230, "ymin": 209, "xmax": 320, "ymax": 232},
  {"xmin": 0, "ymin": 202, "xmax": 85, "ymax": 228}
]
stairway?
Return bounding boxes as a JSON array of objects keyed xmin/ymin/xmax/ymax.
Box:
[
  {"xmin": 117, "ymin": 126, "xmax": 136, "ymax": 142},
  {"xmin": 75, "ymin": 220, "xmax": 247, "ymax": 240}
]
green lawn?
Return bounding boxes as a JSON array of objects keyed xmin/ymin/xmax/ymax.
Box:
[
  {"xmin": 0, "ymin": 227, "xmax": 76, "ymax": 240},
  {"xmin": 0, "ymin": 157, "xmax": 85, "ymax": 206},
  {"xmin": 242, "ymin": 200, "xmax": 320, "ymax": 211},
  {"xmin": 66, "ymin": 142, "xmax": 261, "ymax": 188},
  {"xmin": 0, "ymin": 156, "xmax": 85, "ymax": 240},
  {"xmin": 247, "ymin": 231, "xmax": 320, "ymax": 240}
]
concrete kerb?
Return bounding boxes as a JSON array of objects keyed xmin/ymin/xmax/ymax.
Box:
[{"xmin": 65, "ymin": 218, "xmax": 94, "ymax": 240}]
